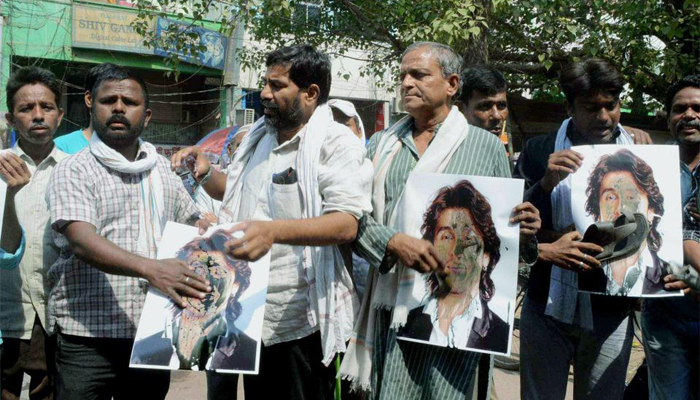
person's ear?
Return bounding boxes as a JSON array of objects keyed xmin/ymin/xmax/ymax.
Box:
[
  {"xmin": 482, "ymin": 253, "xmax": 491, "ymax": 271},
  {"xmin": 143, "ymin": 108, "xmax": 152, "ymax": 128},
  {"xmin": 565, "ymin": 100, "xmax": 573, "ymax": 117},
  {"xmin": 647, "ymin": 208, "xmax": 656, "ymax": 224},
  {"xmin": 5, "ymin": 112, "xmax": 14, "ymax": 129},
  {"xmin": 85, "ymin": 91, "xmax": 92, "ymax": 109},
  {"xmin": 446, "ymin": 73, "xmax": 460, "ymax": 98},
  {"xmin": 304, "ymin": 84, "xmax": 320, "ymax": 106}
]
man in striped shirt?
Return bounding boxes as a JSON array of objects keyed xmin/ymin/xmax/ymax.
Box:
[{"xmin": 341, "ymin": 41, "xmax": 540, "ymax": 400}]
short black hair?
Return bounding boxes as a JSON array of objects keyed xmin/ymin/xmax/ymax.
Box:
[
  {"xmin": 265, "ymin": 44, "xmax": 331, "ymax": 104},
  {"xmin": 458, "ymin": 66, "xmax": 507, "ymax": 105},
  {"xmin": 559, "ymin": 58, "xmax": 624, "ymax": 105},
  {"xmin": 665, "ymin": 74, "xmax": 700, "ymax": 115},
  {"xmin": 91, "ymin": 64, "xmax": 150, "ymax": 108},
  {"xmin": 6, "ymin": 66, "xmax": 62, "ymax": 112},
  {"xmin": 84, "ymin": 63, "xmax": 120, "ymax": 94}
]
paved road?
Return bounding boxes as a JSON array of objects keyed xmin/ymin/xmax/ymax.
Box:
[{"xmin": 165, "ymin": 341, "xmax": 644, "ymax": 400}]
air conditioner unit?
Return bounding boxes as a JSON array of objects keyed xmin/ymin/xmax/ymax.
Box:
[
  {"xmin": 234, "ymin": 108, "xmax": 255, "ymax": 126},
  {"xmin": 392, "ymin": 97, "xmax": 406, "ymax": 114}
]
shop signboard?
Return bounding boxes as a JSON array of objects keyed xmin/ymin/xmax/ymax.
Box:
[{"xmin": 72, "ymin": 5, "xmax": 153, "ymax": 55}]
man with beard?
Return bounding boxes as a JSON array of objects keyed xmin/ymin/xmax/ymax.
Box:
[
  {"xmin": 171, "ymin": 44, "xmax": 372, "ymax": 399},
  {"xmin": 0, "ymin": 66, "xmax": 66, "ymax": 400},
  {"xmin": 46, "ymin": 65, "xmax": 211, "ymax": 400},
  {"xmin": 514, "ymin": 59, "xmax": 643, "ymax": 400},
  {"xmin": 640, "ymin": 75, "xmax": 700, "ymax": 400}
]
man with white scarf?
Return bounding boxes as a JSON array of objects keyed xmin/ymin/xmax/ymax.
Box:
[
  {"xmin": 46, "ymin": 65, "xmax": 210, "ymax": 399},
  {"xmin": 171, "ymin": 44, "xmax": 372, "ymax": 400},
  {"xmin": 514, "ymin": 59, "xmax": 644, "ymax": 400},
  {"xmin": 338, "ymin": 42, "xmax": 540, "ymax": 400}
]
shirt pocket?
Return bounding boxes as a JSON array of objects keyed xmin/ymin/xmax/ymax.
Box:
[{"xmin": 269, "ymin": 182, "xmax": 303, "ymax": 221}]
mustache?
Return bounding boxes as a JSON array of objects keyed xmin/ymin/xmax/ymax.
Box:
[
  {"xmin": 677, "ymin": 119, "xmax": 700, "ymax": 131},
  {"xmin": 105, "ymin": 114, "xmax": 132, "ymax": 128},
  {"xmin": 29, "ymin": 122, "xmax": 50, "ymax": 131},
  {"xmin": 261, "ymin": 100, "xmax": 278, "ymax": 110}
]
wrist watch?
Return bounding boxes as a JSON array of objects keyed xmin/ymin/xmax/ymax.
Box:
[{"xmin": 198, "ymin": 166, "xmax": 213, "ymax": 185}]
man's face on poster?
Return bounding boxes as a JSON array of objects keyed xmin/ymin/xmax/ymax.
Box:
[
  {"xmin": 433, "ymin": 208, "xmax": 490, "ymax": 296},
  {"xmin": 183, "ymin": 250, "xmax": 238, "ymax": 317},
  {"xmin": 597, "ymin": 171, "xmax": 652, "ymax": 223},
  {"xmin": 173, "ymin": 245, "xmax": 239, "ymax": 369}
]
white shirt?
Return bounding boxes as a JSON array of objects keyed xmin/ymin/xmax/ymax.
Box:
[
  {"xmin": 0, "ymin": 143, "xmax": 67, "ymax": 339},
  {"xmin": 424, "ymin": 295, "xmax": 482, "ymax": 349},
  {"xmin": 238, "ymin": 128, "xmax": 318, "ymax": 345}
]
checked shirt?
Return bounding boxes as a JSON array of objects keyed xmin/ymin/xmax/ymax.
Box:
[{"xmin": 46, "ymin": 146, "xmax": 200, "ymax": 339}]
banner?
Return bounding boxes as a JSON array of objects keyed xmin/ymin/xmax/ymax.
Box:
[{"xmin": 155, "ymin": 18, "xmax": 227, "ymax": 70}]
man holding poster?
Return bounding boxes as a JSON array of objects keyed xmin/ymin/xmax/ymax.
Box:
[
  {"xmin": 338, "ymin": 42, "xmax": 540, "ymax": 400},
  {"xmin": 171, "ymin": 44, "xmax": 372, "ymax": 399},
  {"xmin": 514, "ymin": 58, "xmax": 646, "ymax": 400},
  {"xmin": 641, "ymin": 75, "xmax": 700, "ymax": 400},
  {"xmin": 46, "ymin": 65, "xmax": 210, "ymax": 400}
]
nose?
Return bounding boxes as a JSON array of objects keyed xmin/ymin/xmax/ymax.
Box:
[
  {"xmin": 490, "ymin": 106, "xmax": 503, "ymax": 121},
  {"xmin": 401, "ymin": 74, "xmax": 415, "ymax": 91},
  {"xmin": 260, "ymin": 84, "xmax": 273, "ymax": 101},
  {"xmin": 681, "ymin": 106, "xmax": 698, "ymax": 120},
  {"xmin": 112, "ymin": 98, "xmax": 126, "ymax": 114},
  {"xmin": 31, "ymin": 105, "xmax": 45, "ymax": 122},
  {"xmin": 596, "ymin": 107, "xmax": 611, "ymax": 124}
]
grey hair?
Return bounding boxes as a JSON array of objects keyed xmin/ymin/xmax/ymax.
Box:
[{"xmin": 402, "ymin": 42, "xmax": 463, "ymax": 78}]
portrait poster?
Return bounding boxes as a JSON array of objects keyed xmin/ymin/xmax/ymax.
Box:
[
  {"xmin": 570, "ymin": 145, "xmax": 684, "ymax": 298},
  {"xmin": 130, "ymin": 221, "xmax": 271, "ymax": 374},
  {"xmin": 396, "ymin": 172, "xmax": 523, "ymax": 356}
]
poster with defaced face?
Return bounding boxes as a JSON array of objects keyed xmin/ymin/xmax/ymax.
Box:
[
  {"xmin": 130, "ymin": 222, "xmax": 271, "ymax": 374},
  {"xmin": 571, "ymin": 145, "xmax": 684, "ymax": 297},
  {"xmin": 396, "ymin": 173, "xmax": 522, "ymax": 356}
]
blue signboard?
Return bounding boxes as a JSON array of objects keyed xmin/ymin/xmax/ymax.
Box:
[{"xmin": 154, "ymin": 18, "xmax": 227, "ymax": 70}]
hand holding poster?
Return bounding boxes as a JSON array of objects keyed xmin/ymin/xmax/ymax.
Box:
[
  {"xmin": 570, "ymin": 145, "xmax": 683, "ymax": 297},
  {"xmin": 396, "ymin": 173, "xmax": 523, "ymax": 356},
  {"xmin": 130, "ymin": 222, "xmax": 271, "ymax": 374}
]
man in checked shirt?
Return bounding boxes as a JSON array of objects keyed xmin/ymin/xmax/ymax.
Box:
[{"xmin": 46, "ymin": 64, "xmax": 210, "ymax": 400}]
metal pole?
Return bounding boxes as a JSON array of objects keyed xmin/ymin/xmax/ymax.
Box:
[{"xmin": 222, "ymin": 15, "xmax": 244, "ymax": 127}]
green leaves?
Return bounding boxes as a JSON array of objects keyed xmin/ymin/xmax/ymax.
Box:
[{"xmin": 130, "ymin": 0, "xmax": 700, "ymax": 111}]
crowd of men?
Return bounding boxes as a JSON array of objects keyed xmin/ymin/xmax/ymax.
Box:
[{"xmin": 0, "ymin": 41, "xmax": 697, "ymax": 400}]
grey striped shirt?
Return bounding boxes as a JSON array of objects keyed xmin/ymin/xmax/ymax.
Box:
[{"xmin": 354, "ymin": 121, "xmax": 511, "ymax": 400}]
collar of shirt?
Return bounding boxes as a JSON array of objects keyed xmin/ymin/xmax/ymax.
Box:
[
  {"xmin": 423, "ymin": 294, "xmax": 481, "ymax": 348},
  {"xmin": 604, "ymin": 246, "xmax": 651, "ymax": 295},
  {"xmin": 566, "ymin": 121, "xmax": 621, "ymax": 145},
  {"xmin": 269, "ymin": 125, "xmax": 306, "ymax": 154},
  {"xmin": 12, "ymin": 141, "xmax": 68, "ymax": 167},
  {"xmin": 399, "ymin": 120, "xmax": 444, "ymax": 159},
  {"xmin": 680, "ymin": 160, "xmax": 699, "ymax": 204}
]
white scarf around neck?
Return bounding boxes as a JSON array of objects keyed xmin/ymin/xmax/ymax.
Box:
[
  {"xmin": 219, "ymin": 104, "xmax": 368, "ymax": 366},
  {"xmin": 89, "ymin": 133, "xmax": 165, "ymax": 258}
]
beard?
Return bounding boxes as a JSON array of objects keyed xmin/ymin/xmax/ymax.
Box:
[
  {"xmin": 92, "ymin": 112, "xmax": 146, "ymax": 149},
  {"xmin": 262, "ymin": 95, "xmax": 303, "ymax": 132}
]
